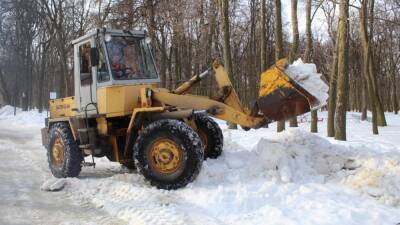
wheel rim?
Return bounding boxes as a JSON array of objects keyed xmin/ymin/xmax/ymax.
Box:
[
  {"xmin": 198, "ymin": 129, "xmax": 209, "ymax": 154},
  {"xmin": 52, "ymin": 135, "xmax": 65, "ymax": 167},
  {"xmin": 149, "ymin": 138, "xmax": 183, "ymax": 174}
]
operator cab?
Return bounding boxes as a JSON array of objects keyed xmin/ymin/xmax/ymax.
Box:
[
  {"xmin": 104, "ymin": 35, "xmax": 158, "ymax": 81},
  {"xmin": 72, "ymin": 29, "xmax": 160, "ymax": 116}
]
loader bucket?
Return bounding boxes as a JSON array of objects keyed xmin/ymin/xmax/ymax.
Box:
[{"xmin": 257, "ymin": 59, "xmax": 322, "ymax": 122}]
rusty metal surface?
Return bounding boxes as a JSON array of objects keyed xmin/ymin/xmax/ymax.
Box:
[
  {"xmin": 257, "ymin": 79, "xmax": 318, "ymax": 122},
  {"xmin": 257, "ymin": 58, "xmax": 319, "ymax": 122}
]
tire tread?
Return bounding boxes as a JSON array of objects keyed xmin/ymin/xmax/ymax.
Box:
[{"xmin": 47, "ymin": 122, "xmax": 82, "ymax": 178}]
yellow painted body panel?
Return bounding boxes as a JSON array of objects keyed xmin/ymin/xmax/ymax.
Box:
[
  {"xmin": 257, "ymin": 58, "xmax": 319, "ymax": 121},
  {"xmin": 152, "ymin": 91, "xmax": 266, "ymax": 128},
  {"xmin": 259, "ymin": 59, "xmax": 293, "ymax": 97},
  {"xmin": 213, "ymin": 63, "xmax": 245, "ymax": 113},
  {"xmin": 97, "ymin": 84, "xmax": 158, "ymax": 117},
  {"xmin": 49, "ymin": 97, "xmax": 77, "ymax": 119}
]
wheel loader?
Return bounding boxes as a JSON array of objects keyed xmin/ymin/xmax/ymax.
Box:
[{"xmin": 41, "ymin": 29, "xmax": 325, "ymax": 190}]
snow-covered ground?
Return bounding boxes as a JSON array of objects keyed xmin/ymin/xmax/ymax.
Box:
[{"xmin": 0, "ymin": 105, "xmax": 400, "ymax": 225}]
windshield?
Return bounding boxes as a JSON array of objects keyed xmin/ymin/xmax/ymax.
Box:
[{"xmin": 105, "ymin": 36, "xmax": 158, "ymax": 80}]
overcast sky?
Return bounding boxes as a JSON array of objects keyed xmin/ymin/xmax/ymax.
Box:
[{"xmin": 280, "ymin": 0, "xmax": 330, "ymax": 40}]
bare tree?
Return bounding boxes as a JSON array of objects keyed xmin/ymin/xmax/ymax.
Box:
[
  {"xmin": 326, "ymin": 1, "xmax": 339, "ymax": 137},
  {"xmin": 304, "ymin": 0, "xmax": 318, "ymax": 133},
  {"xmin": 289, "ymin": 0, "xmax": 299, "ymax": 127},
  {"xmin": 219, "ymin": 0, "xmax": 237, "ymax": 129},
  {"xmin": 359, "ymin": 0, "xmax": 379, "ymax": 134},
  {"xmin": 334, "ymin": 0, "xmax": 350, "ymax": 141},
  {"xmin": 275, "ymin": 0, "xmax": 285, "ymax": 133}
]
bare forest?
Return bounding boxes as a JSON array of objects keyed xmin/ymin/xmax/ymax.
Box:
[{"xmin": 0, "ymin": 0, "xmax": 399, "ymax": 140}]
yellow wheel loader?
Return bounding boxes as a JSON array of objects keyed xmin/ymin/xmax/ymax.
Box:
[{"xmin": 41, "ymin": 29, "xmax": 324, "ymax": 190}]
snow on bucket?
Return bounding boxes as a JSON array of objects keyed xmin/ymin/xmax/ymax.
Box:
[{"xmin": 285, "ymin": 59, "xmax": 329, "ymax": 109}]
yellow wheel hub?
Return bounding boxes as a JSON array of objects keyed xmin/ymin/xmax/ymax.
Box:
[
  {"xmin": 52, "ymin": 136, "xmax": 65, "ymax": 166},
  {"xmin": 150, "ymin": 138, "xmax": 182, "ymax": 174}
]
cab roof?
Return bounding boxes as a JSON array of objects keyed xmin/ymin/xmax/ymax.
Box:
[{"xmin": 71, "ymin": 29, "xmax": 147, "ymax": 45}]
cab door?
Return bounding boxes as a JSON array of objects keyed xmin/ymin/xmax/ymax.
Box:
[{"xmin": 74, "ymin": 39, "xmax": 97, "ymax": 114}]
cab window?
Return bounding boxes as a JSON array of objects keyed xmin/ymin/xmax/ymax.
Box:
[
  {"xmin": 105, "ymin": 36, "xmax": 158, "ymax": 80},
  {"xmin": 79, "ymin": 42, "xmax": 92, "ymax": 86},
  {"xmin": 97, "ymin": 43, "xmax": 110, "ymax": 82}
]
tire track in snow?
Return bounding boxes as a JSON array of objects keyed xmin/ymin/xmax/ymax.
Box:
[{"xmin": 0, "ymin": 121, "xmax": 125, "ymax": 225}]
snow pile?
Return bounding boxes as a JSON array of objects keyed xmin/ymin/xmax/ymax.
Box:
[
  {"xmin": 259, "ymin": 130, "xmax": 400, "ymax": 206},
  {"xmin": 48, "ymin": 128, "xmax": 400, "ymax": 225},
  {"xmin": 197, "ymin": 129, "xmax": 344, "ymax": 185},
  {"xmin": 0, "ymin": 105, "xmax": 46, "ymax": 126},
  {"xmin": 252, "ymin": 130, "xmax": 348, "ymax": 183},
  {"xmin": 198, "ymin": 129, "xmax": 400, "ymax": 206},
  {"xmin": 340, "ymin": 152, "xmax": 400, "ymax": 206},
  {"xmin": 285, "ymin": 59, "xmax": 329, "ymax": 108}
]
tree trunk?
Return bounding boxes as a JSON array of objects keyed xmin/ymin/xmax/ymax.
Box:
[
  {"xmin": 288, "ymin": 0, "xmax": 299, "ymax": 64},
  {"xmin": 38, "ymin": 47, "xmax": 47, "ymax": 112},
  {"xmin": 275, "ymin": 0, "xmax": 285, "ymax": 132},
  {"xmin": 334, "ymin": 0, "xmax": 350, "ymax": 141},
  {"xmin": 360, "ymin": 0, "xmax": 379, "ymax": 134},
  {"xmin": 369, "ymin": 48, "xmax": 387, "ymax": 127},
  {"xmin": 388, "ymin": 29, "xmax": 398, "ymax": 115},
  {"xmin": 288, "ymin": 0, "xmax": 299, "ymax": 127},
  {"xmin": 219, "ymin": 0, "xmax": 233, "ymax": 81},
  {"xmin": 390, "ymin": 63, "xmax": 399, "ymax": 114},
  {"xmin": 366, "ymin": 0, "xmax": 387, "ymax": 127},
  {"xmin": 303, "ymin": 0, "xmax": 317, "ymax": 133},
  {"xmin": 303, "ymin": 0, "xmax": 312, "ymax": 63},
  {"xmin": 219, "ymin": 0, "xmax": 237, "ymax": 130},
  {"xmin": 260, "ymin": 0, "xmax": 268, "ymax": 128},
  {"xmin": 0, "ymin": 68, "xmax": 11, "ymax": 104},
  {"xmin": 361, "ymin": 81, "xmax": 368, "ymax": 121},
  {"xmin": 160, "ymin": 30, "xmax": 167, "ymax": 88},
  {"xmin": 207, "ymin": 0, "xmax": 217, "ymax": 98},
  {"xmin": 274, "ymin": 0, "xmax": 283, "ymax": 61},
  {"xmin": 327, "ymin": 29, "xmax": 340, "ymax": 137},
  {"xmin": 260, "ymin": 0, "xmax": 267, "ymax": 72}
]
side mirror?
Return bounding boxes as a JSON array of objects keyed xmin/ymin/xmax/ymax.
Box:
[{"xmin": 90, "ymin": 47, "xmax": 99, "ymax": 67}]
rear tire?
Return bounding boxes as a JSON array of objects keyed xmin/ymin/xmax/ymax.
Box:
[
  {"xmin": 194, "ymin": 114, "xmax": 223, "ymax": 159},
  {"xmin": 134, "ymin": 119, "xmax": 203, "ymax": 190},
  {"xmin": 47, "ymin": 123, "xmax": 83, "ymax": 178}
]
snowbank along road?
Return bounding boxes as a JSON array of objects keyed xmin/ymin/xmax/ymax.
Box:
[{"xmin": 0, "ymin": 105, "xmax": 400, "ymax": 225}]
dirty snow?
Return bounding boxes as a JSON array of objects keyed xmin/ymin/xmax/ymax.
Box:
[
  {"xmin": 1, "ymin": 105, "xmax": 400, "ymax": 225},
  {"xmin": 285, "ymin": 59, "xmax": 329, "ymax": 108},
  {"xmin": 0, "ymin": 106, "xmax": 125, "ymax": 225}
]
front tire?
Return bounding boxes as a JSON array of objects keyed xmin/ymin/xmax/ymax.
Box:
[
  {"xmin": 194, "ymin": 114, "xmax": 224, "ymax": 159},
  {"xmin": 134, "ymin": 119, "xmax": 203, "ymax": 190},
  {"xmin": 47, "ymin": 123, "xmax": 83, "ymax": 178}
]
